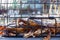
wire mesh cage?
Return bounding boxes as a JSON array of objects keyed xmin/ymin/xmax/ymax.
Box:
[{"xmin": 0, "ymin": 0, "xmax": 60, "ymax": 38}]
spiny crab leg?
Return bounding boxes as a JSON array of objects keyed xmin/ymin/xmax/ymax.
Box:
[
  {"xmin": 33, "ymin": 28, "xmax": 48, "ymax": 37},
  {"xmin": 43, "ymin": 29, "xmax": 51, "ymax": 40},
  {"xmin": 23, "ymin": 28, "xmax": 48, "ymax": 38},
  {"xmin": 23, "ymin": 31, "xmax": 33, "ymax": 38}
]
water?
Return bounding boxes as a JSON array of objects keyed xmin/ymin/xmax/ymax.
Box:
[{"xmin": 0, "ymin": 37, "xmax": 60, "ymax": 40}]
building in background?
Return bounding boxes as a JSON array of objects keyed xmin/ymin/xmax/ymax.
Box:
[{"xmin": 0, "ymin": 0, "xmax": 60, "ymax": 25}]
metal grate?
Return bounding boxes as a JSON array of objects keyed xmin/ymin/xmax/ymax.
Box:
[{"xmin": 0, "ymin": 0, "xmax": 60, "ymax": 37}]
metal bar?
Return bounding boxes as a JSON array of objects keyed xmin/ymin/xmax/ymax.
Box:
[{"xmin": 29, "ymin": 17, "xmax": 55, "ymax": 19}]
